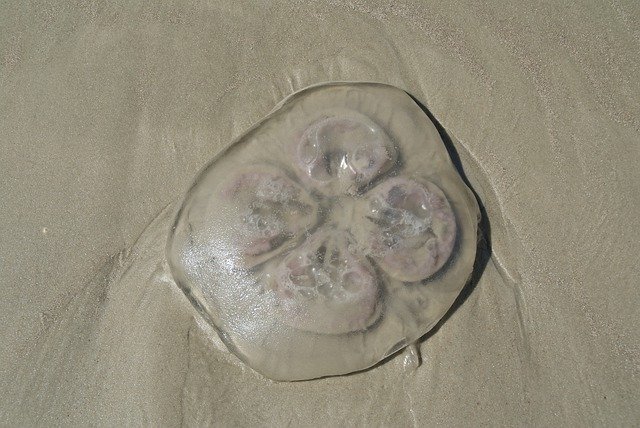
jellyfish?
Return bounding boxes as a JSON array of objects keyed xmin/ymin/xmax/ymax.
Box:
[{"xmin": 167, "ymin": 82, "xmax": 480, "ymax": 381}]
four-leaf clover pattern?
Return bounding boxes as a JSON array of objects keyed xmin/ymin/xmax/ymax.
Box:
[{"xmin": 220, "ymin": 111, "xmax": 457, "ymax": 336}]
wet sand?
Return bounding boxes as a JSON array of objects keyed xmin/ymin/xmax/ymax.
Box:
[{"xmin": 1, "ymin": 1, "xmax": 639, "ymax": 425}]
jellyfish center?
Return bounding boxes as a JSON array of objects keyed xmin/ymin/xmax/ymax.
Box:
[{"xmin": 324, "ymin": 195, "xmax": 359, "ymax": 231}]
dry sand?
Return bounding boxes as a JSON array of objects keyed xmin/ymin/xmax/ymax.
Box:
[{"xmin": 1, "ymin": 1, "xmax": 639, "ymax": 426}]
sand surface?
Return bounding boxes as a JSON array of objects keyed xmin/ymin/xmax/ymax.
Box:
[{"xmin": 1, "ymin": 1, "xmax": 639, "ymax": 426}]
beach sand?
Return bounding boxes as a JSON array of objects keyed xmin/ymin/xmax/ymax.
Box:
[{"xmin": 1, "ymin": 1, "xmax": 638, "ymax": 425}]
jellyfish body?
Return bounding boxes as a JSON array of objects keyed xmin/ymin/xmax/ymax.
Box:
[{"xmin": 167, "ymin": 83, "xmax": 480, "ymax": 381}]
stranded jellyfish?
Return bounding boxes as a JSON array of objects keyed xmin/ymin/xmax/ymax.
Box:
[{"xmin": 167, "ymin": 83, "xmax": 480, "ymax": 381}]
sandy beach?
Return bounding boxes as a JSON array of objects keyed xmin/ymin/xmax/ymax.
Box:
[{"xmin": 1, "ymin": 1, "xmax": 639, "ymax": 425}]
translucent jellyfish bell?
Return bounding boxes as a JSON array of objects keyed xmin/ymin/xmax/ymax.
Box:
[{"xmin": 167, "ymin": 82, "xmax": 480, "ymax": 381}]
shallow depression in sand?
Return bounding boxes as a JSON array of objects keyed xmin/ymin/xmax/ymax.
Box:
[{"xmin": 167, "ymin": 83, "xmax": 480, "ymax": 381}]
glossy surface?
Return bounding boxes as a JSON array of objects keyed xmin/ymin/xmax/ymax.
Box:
[{"xmin": 167, "ymin": 83, "xmax": 480, "ymax": 380}]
